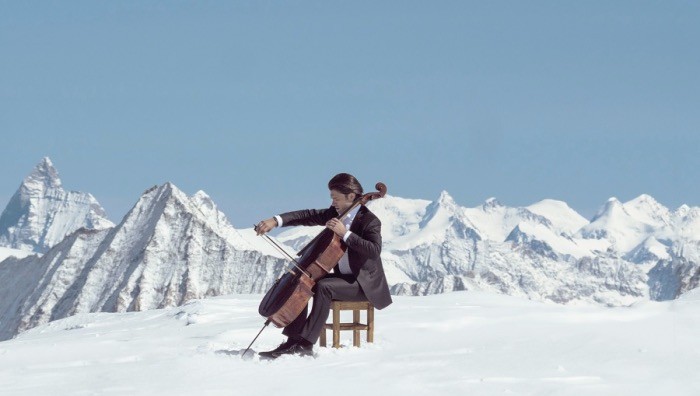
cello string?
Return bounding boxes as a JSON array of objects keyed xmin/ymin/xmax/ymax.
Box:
[
  {"xmin": 254, "ymin": 225, "xmax": 311, "ymax": 278},
  {"xmin": 257, "ymin": 227, "xmax": 297, "ymax": 262},
  {"xmin": 263, "ymin": 234, "xmax": 311, "ymax": 278}
]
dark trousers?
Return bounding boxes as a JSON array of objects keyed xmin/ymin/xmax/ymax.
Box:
[{"xmin": 282, "ymin": 275, "xmax": 367, "ymax": 344}]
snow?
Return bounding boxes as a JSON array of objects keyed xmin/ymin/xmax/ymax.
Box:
[
  {"xmin": 4, "ymin": 159, "xmax": 700, "ymax": 341},
  {"xmin": 638, "ymin": 237, "xmax": 671, "ymax": 261},
  {"xmin": 273, "ymin": 224, "xmax": 325, "ymax": 252},
  {"xmin": 386, "ymin": 191, "xmax": 473, "ymax": 250},
  {"xmin": 367, "ymin": 194, "xmax": 432, "ymax": 240},
  {"xmin": 578, "ymin": 197, "xmax": 656, "ymax": 253},
  {"xmin": 463, "ymin": 197, "xmax": 554, "ymax": 243},
  {"xmin": 0, "ymin": 291, "xmax": 698, "ymax": 396},
  {"xmin": 672, "ymin": 206, "xmax": 700, "ymax": 241},
  {"xmin": 623, "ymin": 194, "xmax": 672, "ymax": 228},
  {"xmin": 526, "ymin": 198, "xmax": 589, "ymax": 235},
  {"xmin": 0, "ymin": 157, "xmax": 114, "ymax": 253},
  {"xmin": 463, "ymin": 198, "xmax": 517, "ymax": 242},
  {"xmin": 0, "ymin": 183, "xmax": 292, "ymax": 341},
  {"xmin": 507, "ymin": 221, "xmax": 591, "ymax": 259},
  {"xmin": 0, "ymin": 247, "xmax": 35, "ymax": 262},
  {"xmin": 577, "ymin": 194, "xmax": 700, "ymax": 258}
]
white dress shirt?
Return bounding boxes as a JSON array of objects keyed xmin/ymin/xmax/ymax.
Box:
[{"xmin": 336, "ymin": 205, "xmax": 360, "ymax": 275}]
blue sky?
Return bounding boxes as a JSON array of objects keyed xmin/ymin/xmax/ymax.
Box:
[{"xmin": 1, "ymin": 1, "xmax": 699, "ymax": 227}]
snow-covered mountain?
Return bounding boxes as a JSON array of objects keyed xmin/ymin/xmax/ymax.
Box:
[
  {"xmin": 2, "ymin": 159, "xmax": 700, "ymax": 340},
  {"xmin": 373, "ymin": 193, "xmax": 648, "ymax": 305},
  {"xmin": 0, "ymin": 157, "xmax": 114, "ymax": 253},
  {"xmin": 0, "ymin": 182, "xmax": 288, "ymax": 340}
]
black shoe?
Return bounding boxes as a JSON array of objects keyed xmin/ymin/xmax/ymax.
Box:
[
  {"xmin": 258, "ymin": 338, "xmax": 297, "ymax": 358},
  {"xmin": 259, "ymin": 338, "xmax": 313, "ymax": 359}
]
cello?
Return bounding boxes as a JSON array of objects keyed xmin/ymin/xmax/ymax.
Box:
[{"xmin": 244, "ymin": 182, "xmax": 387, "ymax": 357}]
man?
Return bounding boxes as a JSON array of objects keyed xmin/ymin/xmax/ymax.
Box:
[{"xmin": 254, "ymin": 173, "xmax": 392, "ymax": 359}]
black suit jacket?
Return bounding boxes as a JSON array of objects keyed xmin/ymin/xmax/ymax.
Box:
[{"xmin": 279, "ymin": 205, "xmax": 393, "ymax": 310}]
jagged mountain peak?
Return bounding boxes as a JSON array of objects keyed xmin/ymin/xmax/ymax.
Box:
[
  {"xmin": 581, "ymin": 197, "xmax": 629, "ymax": 239},
  {"xmin": 437, "ymin": 190, "xmax": 456, "ymax": 204},
  {"xmin": 672, "ymin": 205, "xmax": 700, "ymax": 241},
  {"xmin": 23, "ymin": 157, "xmax": 62, "ymax": 191},
  {"xmin": 136, "ymin": 182, "xmax": 192, "ymax": 209},
  {"xmin": 130, "ymin": 184, "xmax": 174, "ymax": 213},
  {"xmin": 0, "ymin": 158, "xmax": 113, "ymax": 253},
  {"xmin": 128, "ymin": 183, "xmax": 203, "ymax": 225},
  {"xmin": 0, "ymin": 182, "xmax": 289, "ymax": 339},
  {"xmin": 590, "ymin": 197, "xmax": 627, "ymax": 223},
  {"xmin": 192, "ymin": 190, "xmax": 213, "ymax": 202},
  {"xmin": 482, "ymin": 197, "xmax": 503, "ymax": 211},
  {"xmin": 585, "ymin": 194, "xmax": 672, "ymax": 238},
  {"xmin": 373, "ymin": 191, "xmax": 481, "ymax": 250},
  {"xmin": 627, "ymin": 193, "xmax": 658, "ymax": 205},
  {"xmin": 623, "ymin": 194, "xmax": 671, "ymax": 228},
  {"xmin": 676, "ymin": 204, "xmax": 691, "ymax": 216},
  {"xmin": 420, "ymin": 191, "xmax": 460, "ymax": 227},
  {"xmin": 579, "ymin": 195, "xmax": 674, "ymax": 254},
  {"xmin": 124, "ymin": 182, "xmax": 265, "ymax": 254},
  {"xmin": 159, "ymin": 181, "xmax": 182, "ymax": 199},
  {"xmin": 624, "ymin": 193, "xmax": 668, "ymax": 213},
  {"xmin": 190, "ymin": 190, "xmax": 218, "ymax": 218}
]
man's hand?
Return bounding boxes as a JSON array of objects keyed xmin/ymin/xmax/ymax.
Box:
[
  {"xmin": 255, "ymin": 218, "xmax": 278, "ymax": 236},
  {"xmin": 326, "ymin": 218, "xmax": 347, "ymax": 237}
]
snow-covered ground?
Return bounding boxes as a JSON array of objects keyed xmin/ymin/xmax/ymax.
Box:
[{"xmin": 1, "ymin": 291, "xmax": 699, "ymax": 396}]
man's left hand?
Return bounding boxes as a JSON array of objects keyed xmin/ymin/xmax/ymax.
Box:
[{"xmin": 326, "ymin": 218, "xmax": 347, "ymax": 237}]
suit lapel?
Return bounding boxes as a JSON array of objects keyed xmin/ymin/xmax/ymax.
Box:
[{"xmin": 349, "ymin": 205, "xmax": 367, "ymax": 234}]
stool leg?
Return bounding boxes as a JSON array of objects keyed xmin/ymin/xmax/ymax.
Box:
[
  {"xmin": 332, "ymin": 304, "xmax": 340, "ymax": 348},
  {"xmin": 367, "ymin": 304, "xmax": 374, "ymax": 343},
  {"xmin": 353, "ymin": 309, "xmax": 360, "ymax": 347},
  {"xmin": 320, "ymin": 326, "xmax": 327, "ymax": 347}
]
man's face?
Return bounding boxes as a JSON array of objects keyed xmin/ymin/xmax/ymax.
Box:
[{"xmin": 330, "ymin": 189, "xmax": 356, "ymax": 213}]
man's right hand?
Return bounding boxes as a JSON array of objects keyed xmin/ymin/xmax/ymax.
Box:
[{"xmin": 255, "ymin": 218, "xmax": 278, "ymax": 236}]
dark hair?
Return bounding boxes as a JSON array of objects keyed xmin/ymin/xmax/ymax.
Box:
[{"xmin": 328, "ymin": 173, "xmax": 363, "ymax": 197}]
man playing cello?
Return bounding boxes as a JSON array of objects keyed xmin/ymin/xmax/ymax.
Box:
[{"xmin": 254, "ymin": 173, "xmax": 392, "ymax": 359}]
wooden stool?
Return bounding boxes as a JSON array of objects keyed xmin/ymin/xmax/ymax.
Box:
[{"xmin": 320, "ymin": 301, "xmax": 374, "ymax": 348}]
